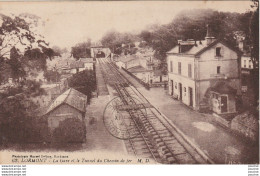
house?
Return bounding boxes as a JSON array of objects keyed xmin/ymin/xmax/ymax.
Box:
[
  {"xmin": 152, "ymin": 69, "xmax": 168, "ymax": 84},
  {"xmin": 70, "ymin": 61, "xmax": 85, "ymax": 73},
  {"xmin": 127, "ymin": 65, "xmax": 153, "ymax": 84},
  {"xmin": 41, "ymin": 88, "xmax": 87, "ymax": 132},
  {"xmin": 115, "ymin": 55, "xmax": 140, "ymax": 69},
  {"xmin": 79, "ymin": 58, "xmax": 95, "ymax": 70},
  {"xmin": 166, "ymin": 26, "xmax": 241, "ymax": 114},
  {"xmin": 241, "ymin": 55, "xmax": 253, "ymax": 70}
]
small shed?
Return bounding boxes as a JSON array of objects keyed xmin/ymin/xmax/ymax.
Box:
[
  {"xmin": 42, "ymin": 88, "xmax": 87, "ymax": 132},
  {"xmin": 209, "ymin": 82, "xmax": 237, "ymax": 114}
]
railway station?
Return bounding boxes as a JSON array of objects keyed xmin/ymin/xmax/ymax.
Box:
[{"xmin": 91, "ymin": 55, "xmax": 258, "ymax": 164}]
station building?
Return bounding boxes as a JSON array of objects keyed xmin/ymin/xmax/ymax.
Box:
[{"xmin": 166, "ymin": 27, "xmax": 242, "ymax": 114}]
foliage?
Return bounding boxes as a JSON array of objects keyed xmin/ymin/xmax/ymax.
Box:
[
  {"xmin": 53, "ymin": 118, "xmax": 86, "ymax": 143},
  {"xmin": 139, "ymin": 9, "xmax": 252, "ymax": 60},
  {"xmin": 71, "ymin": 39, "xmax": 92, "ymax": 59},
  {"xmin": 0, "ymin": 14, "xmax": 58, "ymax": 84},
  {"xmin": 43, "ymin": 70, "xmax": 61, "ymax": 83},
  {"xmin": 68, "ymin": 70, "xmax": 96, "ymax": 102},
  {"xmin": 249, "ymin": 1, "xmax": 259, "ymax": 69},
  {"xmin": 0, "ymin": 92, "xmax": 39, "ymax": 143},
  {"xmin": 248, "ymin": 0, "xmax": 259, "ymax": 105},
  {"xmin": 101, "ymin": 30, "xmax": 139, "ymax": 55},
  {"xmin": 20, "ymin": 80, "xmax": 46, "ymax": 97}
]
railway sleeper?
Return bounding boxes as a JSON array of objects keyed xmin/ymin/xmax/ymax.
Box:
[
  {"xmin": 155, "ymin": 141, "xmax": 166, "ymax": 147},
  {"xmin": 174, "ymin": 153, "xmax": 197, "ymax": 164},
  {"xmin": 158, "ymin": 132, "xmax": 172, "ymax": 138},
  {"xmin": 161, "ymin": 136, "xmax": 177, "ymax": 142},
  {"xmin": 149, "ymin": 124, "xmax": 166, "ymax": 130}
]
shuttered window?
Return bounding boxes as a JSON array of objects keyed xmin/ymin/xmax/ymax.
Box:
[
  {"xmin": 217, "ymin": 66, "xmax": 221, "ymax": 74},
  {"xmin": 188, "ymin": 64, "xmax": 192, "ymax": 78},
  {"xmin": 216, "ymin": 47, "xmax": 221, "ymax": 57},
  {"xmin": 170, "ymin": 61, "xmax": 173, "ymax": 72},
  {"xmin": 178, "ymin": 62, "xmax": 181, "ymax": 74}
]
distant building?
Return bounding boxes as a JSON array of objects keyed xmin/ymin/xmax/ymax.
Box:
[
  {"xmin": 79, "ymin": 58, "xmax": 95, "ymax": 70},
  {"xmin": 115, "ymin": 55, "xmax": 140, "ymax": 69},
  {"xmin": 153, "ymin": 69, "xmax": 168, "ymax": 84},
  {"xmin": 127, "ymin": 65, "xmax": 153, "ymax": 84},
  {"xmin": 235, "ymin": 31, "xmax": 258, "ymax": 74},
  {"xmin": 241, "ymin": 55, "xmax": 254, "ymax": 75},
  {"xmin": 69, "ymin": 61, "xmax": 85, "ymax": 73},
  {"xmin": 166, "ymin": 26, "xmax": 241, "ymax": 114}
]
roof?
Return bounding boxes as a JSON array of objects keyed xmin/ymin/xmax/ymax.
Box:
[
  {"xmin": 70, "ymin": 61, "xmax": 84, "ymax": 69},
  {"xmin": 167, "ymin": 39, "xmax": 242, "ymax": 56},
  {"xmin": 117, "ymin": 55, "xmax": 139, "ymax": 63},
  {"xmin": 153, "ymin": 69, "xmax": 166, "ymax": 76},
  {"xmin": 79, "ymin": 58, "xmax": 94, "ymax": 63},
  {"xmin": 44, "ymin": 88, "xmax": 87, "ymax": 115},
  {"xmin": 210, "ymin": 82, "xmax": 237, "ymax": 95},
  {"xmin": 127, "ymin": 65, "xmax": 151, "ymax": 73}
]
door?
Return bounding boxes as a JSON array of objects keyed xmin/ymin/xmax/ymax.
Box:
[
  {"xmin": 179, "ymin": 83, "xmax": 182, "ymax": 101},
  {"xmin": 171, "ymin": 80, "xmax": 174, "ymax": 95},
  {"xmin": 189, "ymin": 87, "xmax": 193, "ymax": 107},
  {"xmin": 221, "ymin": 96, "xmax": 228, "ymax": 113}
]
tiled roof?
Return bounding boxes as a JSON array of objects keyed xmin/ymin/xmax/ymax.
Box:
[
  {"xmin": 167, "ymin": 40, "xmax": 208, "ymax": 55},
  {"xmin": 43, "ymin": 88, "xmax": 87, "ymax": 115},
  {"xmin": 117, "ymin": 55, "xmax": 139, "ymax": 63},
  {"xmin": 127, "ymin": 65, "xmax": 151, "ymax": 73},
  {"xmin": 70, "ymin": 61, "xmax": 84, "ymax": 69},
  {"xmin": 167, "ymin": 39, "xmax": 241, "ymax": 56},
  {"xmin": 79, "ymin": 58, "xmax": 94, "ymax": 63}
]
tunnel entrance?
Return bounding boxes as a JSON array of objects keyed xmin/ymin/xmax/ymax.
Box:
[{"xmin": 96, "ymin": 51, "xmax": 106, "ymax": 58}]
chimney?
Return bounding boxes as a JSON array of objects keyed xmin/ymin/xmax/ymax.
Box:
[
  {"xmin": 178, "ymin": 40, "xmax": 182, "ymax": 53},
  {"xmin": 238, "ymin": 40, "xmax": 244, "ymax": 52},
  {"xmin": 205, "ymin": 24, "xmax": 215, "ymax": 45}
]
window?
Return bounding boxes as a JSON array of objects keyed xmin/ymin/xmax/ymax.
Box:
[
  {"xmin": 216, "ymin": 47, "xmax": 221, "ymax": 57},
  {"xmin": 244, "ymin": 60, "xmax": 246, "ymax": 68},
  {"xmin": 170, "ymin": 61, "xmax": 173, "ymax": 72},
  {"xmin": 188, "ymin": 64, "xmax": 192, "ymax": 78},
  {"xmin": 178, "ymin": 62, "xmax": 181, "ymax": 74},
  {"xmin": 249, "ymin": 60, "xmax": 252, "ymax": 68},
  {"xmin": 217, "ymin": 66, "xmax": 221, "ymax": 74},
  {"xmin": 184, "ymin": 87, "xmax": 186, "ymax": 92}
]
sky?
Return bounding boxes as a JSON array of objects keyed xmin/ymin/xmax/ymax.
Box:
[{"xmin": 0, "ymin": 1, "xmax": 254, "ymax": 49}]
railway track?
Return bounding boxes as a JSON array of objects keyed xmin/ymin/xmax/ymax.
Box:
[{"xmin": 97, "ymin": 57, "xmax": 214, "ymax": 164}]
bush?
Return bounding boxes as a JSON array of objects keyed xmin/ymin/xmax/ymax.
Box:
[{"xmin": 52, "ymin": 118, "xmax": 86, "ymax": 143}]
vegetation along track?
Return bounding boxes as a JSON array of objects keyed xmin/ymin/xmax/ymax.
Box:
[{"xmin": 97, "ymin": 57, "xmax": 214, "ymax": 164}]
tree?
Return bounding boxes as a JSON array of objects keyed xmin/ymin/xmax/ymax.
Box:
[
  {"xmin": 248, "ymin": 0, "xmax": 259, "ymax": 106},
  {"xmin": 249, "ymin": 0, "xmax": 259, "ymax": 69},
  {"xmin": 101, "ymin": 30, "xmax": 139, "ymax": 55},
  {"xmin": 0, "ymin": 13, "xmax": 58, "ymax": 83},
  {"xmin": 71, "ymin": 39, "xmax": 92, "ymax": 59},
  {"xmin": 8, "ymin": 47, "xmax": 25, "ymax": 81},
  {"xmin": 0, "ymin": 13, "xmax": 50, "ymax": 59},
  {"xmin": 43, "ymin": 70, "xmax": 61, "ymax": 83},
  {"xmin": 68, "ymin": 70, "xmax": 96, "ymax": 102}
]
